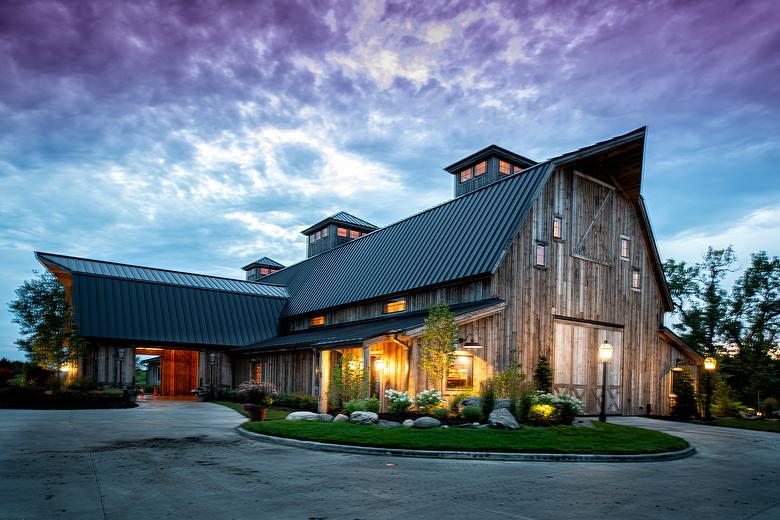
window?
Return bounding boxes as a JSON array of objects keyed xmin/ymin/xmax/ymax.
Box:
[
  {"xmin": 337, "ymin": 227, "xmax": 348, "ymax": 237},
  {"xmin": 321, "ymin": 227, "xmax": 328, "ymax": 238},
  {"xmin": 383, "ymin": 298, "xmax": 407, "ymax": 314},
  {"xmin": 631, "ymin": 269, "xmax": 641, "ymax": 290},
  {"xmin": 260, "ymin": 267, "xmax": 271, "ymax": 276},
  {"xmin": 446, "ymin": 351, "xmax": 474, "ymax": 390},
  {"xmin": 309, "ymin": 234, "xmax": 316, "ymax": 244},
  {"xmin": 315, "ymin": 230, "xmax": 321, "ymax": 240},
  {"xmin": 251, "ymin": 362, "xmax": 262, "ymax": 383},
  {"xmin": 349, "ymin": 229, "xmax": 361, "ymax": 239},
  {"xmin": 620, "ymin": 236, "xmax": 630, "ymax": 260},
  {"xmin": 460, "ymin": 168, "xmax": 472, "ymax": 183},
  {"xmin": 553, "ymin": 216, "xmax": 563, "ymax": 240},
  {"xmin": 499, "ymin": 160, "xmax": 511, "ymax": 175},
  {"xmin": 535, "ymin": 243, "xmax": 547, "ymax": 268},
  {"xmin": 513, "ymin": 165, "xmax": 523, "ymax": 174},
  {"xmin": 309, "ymin": 316, "xmax": 326, "ymax": 327},
  {"xmin": 475, "ymin": 161, "xmax": 487, "ymax": 176}
]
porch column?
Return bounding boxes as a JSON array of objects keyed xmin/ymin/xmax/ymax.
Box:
[{"xmin": 318, "ymin": 350, "xmax": 330, "ymax": 413}]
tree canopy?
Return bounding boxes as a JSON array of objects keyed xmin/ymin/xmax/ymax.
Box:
[{"xmin": 418, "ymin": 303, "xmax": 459, "ymax": 390}]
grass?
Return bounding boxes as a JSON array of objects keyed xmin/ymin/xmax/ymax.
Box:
[
  {"xmin": 211, "ymin": 401, "xmax": 291, "ymax": 421},
  {"xmin": 241, "ymin": 420, "xmax": 688, "ymax": 454},
  {"xmin": 710, "ymin": 418, "xmax": 780, "ymax": 433}
]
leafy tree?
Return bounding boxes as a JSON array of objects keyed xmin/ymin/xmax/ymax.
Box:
[
  {"xmin": 533, "ymin": 356, "xmax": 553, "ymax": 393},
  {"xmin": 8, "ymin": 272, "xmax": 85, "ymax": 386},
  {"xmin": 418, "ymin": 304, "xmax": 459, "ymax": 390},
  {"xmin": 327, "ymin": 351, "xmax": 368, "ymax": 412}
]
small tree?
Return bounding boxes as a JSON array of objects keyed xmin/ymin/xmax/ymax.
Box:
[
  {"xmin": 327, "ymin": 351, "xmax": 368, "ymax": 412},
  {"xmin": 533, "ymin": 356, "xmax": 553, "ymax": 393},
  {"xmin": 418, "ymin": 304, "xmax": 459, "ymax": 390},
  {"xmin": 671, "ymin": 368, "xmax": 698, "ymax": 419}
]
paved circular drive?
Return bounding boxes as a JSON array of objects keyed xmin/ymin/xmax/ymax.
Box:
[{"xmin": 1, "ymin": 401, "xmax": 777, "ymax": 519}]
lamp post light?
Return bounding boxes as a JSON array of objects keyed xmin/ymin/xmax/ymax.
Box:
[
  {"xmin": 703, "ymin": 356, "xmax": 717, "ymax": 421},
  {"xmin": 374, "ymin": 358, "xmax": 386, "ymax": 411},
  {"xmin": 117, "ymin": 348, "xmax": 126, "ymax": 389},
  {"xmin": 598, "ymin": 340, "xmax": 614, "ymax": 423},
  {"xmin": 209, "ymin": 352, "xmax": 218, "ymax": 399}
]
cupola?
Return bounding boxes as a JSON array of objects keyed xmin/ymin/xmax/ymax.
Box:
[
  {"xmin": 444, "ymin": 145, "xmax": 537, "ymax": 197},
  {"xmin": 301, "ymin": 211, "xmax": 378, "ymax": 258},
  {"xmin": 242, "ymin": 257, "xmax": 285, "ymax": 281}
]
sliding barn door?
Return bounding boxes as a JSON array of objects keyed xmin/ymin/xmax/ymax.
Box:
[
  {"xmin": 553, "ymin": 321, "xmax": 623, "ymax": 415},
  {"xmin": 161, "ymin": 350, "xmax": 199, "ymax": 397}
]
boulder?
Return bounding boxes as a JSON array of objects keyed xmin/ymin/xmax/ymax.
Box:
[
  {"xmin": 402, "ymin": 419, "xmax": 415, "ymax": 428},
  {"xmin": 286, "ymin": 411, "xmax": 324, "ymax": 422},
  {"xmin": 413, "ymin": 416, "xmax": 441, "ymax": 429},
  {"xmin": 377, "ymin": 419, "xmax": 401, "ymax": 428},
  {"xmin": 494, "ymin": 398, "xmax": 511, "ymax": 410},
  {"xmin": 333, "ymin": 414, "xmax": 349, "ymax": 423},
  {"xmin": 459, "ymin": 397, "xmax": 511, "ymax": 410},
  {"xmin": 317, "ymin": 414, "xmax": 334, "ymax": 422},
  {"xmin": 488, "ymin": 408, "xmax": 520, "ymax": 429},
  {"xmin": 349, "ymin": 411, "xmax": 379, "ymax": 424},
  {"xmin": 572, "ymin": 418, "xmax": 595, "ymax": 429}
]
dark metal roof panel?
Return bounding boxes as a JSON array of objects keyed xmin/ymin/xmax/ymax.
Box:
[
  {"xmin": 264, "ymin": 161, "xmax": 555, "ymax": 317},
  {"xmin": 237, "ymin": 299, "xmax": 503, "ymax": 352},
  {"xmin": 70, "ymin": 274, "xmax": 284, "ymax": 347},
  {"xmin": 36, "ymin": 252, "xmax": 288, "ymax": 299}
]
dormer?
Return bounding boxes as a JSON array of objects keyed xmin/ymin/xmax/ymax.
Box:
[
  {"xmin": 301, "ymin": 211, "xmax": 378, "ymax": 258},
  {"xmin": 444, "ymin": 145, "xmax": 537, "ymax": 197},
  {"xmin": 242, "ymin": 256, "xmax": 285, "ymax": 281}
]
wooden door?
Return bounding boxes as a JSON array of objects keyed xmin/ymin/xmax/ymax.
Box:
[
  {"xmin": 160, "ymin": 350, "xmax": 199, "ymax": 397},
  {"xmin": 553, "ymin": 322, "xmax": 623, "ymax": 415}
]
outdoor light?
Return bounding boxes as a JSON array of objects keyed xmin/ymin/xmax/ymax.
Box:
[
  {"xmin": 209, "ymin": 352, "xmax": 217, "ymax": 364},
  {"xmin": 598, "ymin": 340, "xmax": 613, "ymax": 423},
  {"xmin": 374, "ymin": 358, "xmax": 386, "ymax": 372},
  {"xmin": 460, "ymin": 334, "xmax": 483, "ymax": 349},
  {"xmin": 704, "ymin": 357, "xmax": 717, "ymax": 371},
  {"xmin": 703, "ymin": 356, "xmax": 717, "ymax": 421},
  {"xmin": 117, "ymin": 348, "xmax": 126, "ymax": 361}
]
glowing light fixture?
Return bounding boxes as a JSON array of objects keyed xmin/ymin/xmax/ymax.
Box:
[
  {"xmin": 704, "ymin": 357, "xmax": 717, "ymax": 371},
  {"xmin": 598, "ymin": 340, "xmax": 613, "ymax": 423},
  {"xmin": 598, "ymin": 340, "xmax": 614, "ymax": 363},
  {"xmin": 374, "ymin": 359, "xmax": 386, "ymax": 372},
  {"xmin": 460, "ymin": 334, "xmax": 483, "ymax": 349}
]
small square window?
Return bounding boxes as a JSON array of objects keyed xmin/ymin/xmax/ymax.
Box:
[
  {"xmin": 631, "ymin": 269, "xmax": 641, "ymax": 290},
  {"xmin": 349, "ymin": 229, "xmax": 360, "ymax": 239},
  {"xmin": 553, "ymin": 216, "xmax": 563, "ymax": 240},
  {"xmin": 513, "ymin": 165, "xmax": 523, "ymax": 174},
  {"xmin": 260, "ymin": 267, "xmax": 270, "ymax": 275},
  {"xmin": 315, "ymin": 230, "xmax": 321, "ymax": 240},
  {"xmin": 499, "ymin": 160, "xmax": 511, "ymax": 175},
  {"xmin": 620, "ymin": 236, "xmax": 631, "ymax": 260},
  {"xmin": 309, "ymin": 235, "xmax": 316, "ymax": 244},
  {"xmin": 384, "ymin": 298, "xmax": 407, "ymax": 314},
  {"xmin": 475, "ymin": 161, "xmax": 487, "ymax": 176},
  {"xmin": 321, "ymin": 227, "xmax": 328, "ymax": 238},
  {"xmin": 460, "ymin": 168, "xmax": 472, "ymax": 183},
  {"xmin": 310, "ymin": 316, "xmax": 326, "ymax": 327},
  {"xmin": 535, "ymin": 243, "xmax": 547, "ymax": 268},
  {"xmin": 337, "ymin": 227, "xmax": 348, "ymax": 237}
]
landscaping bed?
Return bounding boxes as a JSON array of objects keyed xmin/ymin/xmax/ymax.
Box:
[
  {"xmin": 241, "ymin": 419, "xmax": 688, "ymax": 454},
  {"xmin": 711, "ymin": 418, "xmax": 780, "ymax": 433},
  {"xmin": 0, "ymin": 386, "xmax": 136, "ymax": 409}
]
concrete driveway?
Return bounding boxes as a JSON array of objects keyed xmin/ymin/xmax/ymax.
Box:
[{"xmin": 0, "ymin": 401, "xmax": 777, "ymax": 520}]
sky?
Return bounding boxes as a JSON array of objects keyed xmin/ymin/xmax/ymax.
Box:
[{"xmin": 1, "ymin": 0, "xmax": 778, "ymax": 360}]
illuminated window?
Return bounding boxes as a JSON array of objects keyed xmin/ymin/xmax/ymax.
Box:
[
  {"xmin": 349, "ymin": 229, "xmax": 361, "ymax": 239},
  {"xmin": 475, "ymin": 161, "xmax": 487, "ymax": 176},
  {"xmin": 620, "ymin": 236, "xmax": 630, "ymax": 260},
  {"xmin": 499, "ymin": 160, "xmax": 511, "ymax": 175},
  {"xmin": 631, "ymin": 269, "xmax": 641, "ymax": 290},
  {"xmin": 513, "ymin": 165, "xmax": 523, "ymax": 174},
  {"xmin": 446, "ymin": 352, "xmax": 473, "ymax": 390},
  {"xmin": 460, "ymin": 168, "xmax": 472, "ymax": 183},
  {"xmin": 309, "ymin": 235, "xmax": 316, "ymax": 243},
  {"xmin": 310, "ymin": 316, "xmax": 326, "ymax": 327},
  {"xmin": 337, "ymin": 227, "xmax": 348, "ymax": 237},
  {"xmin": 383, "ymin": 298, "xmax": 407, "ymax": 314},
  {"xmin": 251, "ymin": 362, "xmax": 262, "ymax": 383},
  {"xmin": 259, "ymin": 267, "xmax": 270, "ymax": 275},
  {"xmin": 315, "ymin": 230, "xmax": 321, "ymax": 240},
  {"xmin": 535, "ymin": 243, "xmax": 547, "ymax": 267},
  {"xmin": 553, "ymin": 216, "xmax": 563, "ymax": 240},
  {"xmin": 321, "ymin": 227, "xmax": 328, "ymax": 238}
]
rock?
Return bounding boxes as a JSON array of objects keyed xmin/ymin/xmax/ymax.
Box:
[
  {"xmin": 377, "ymin": 419, "xmax": 401, "ymax": 428},
  {"xmin": 286, "ymin": 411, "xmax": 320, "ymax": 421},
  {"xmin": 459, "ymin": 396, "xmax": 510, "ymax": 410},
  {"xmin": 318, "ymin": 414, "xmax": 334, "ymax": 422},
  {"xmin": 738, "ymin": 411, "xmax": 759, "ymax": 420},
  {"xmin": 494, "ymin": 398, "xmax": 511, "ymax": 409},
  {"xmin": 488, "ymin": 408, "xmax": 520, "ymax": 429},
  {"xmin": 333, "ymin": 414, "xmax": 349, "ymax": 423},
  {"xmin": 402, "ymin": 419, "xmax": 415, "ymax": 428},
  {"xmin": 349, "ymin": 411, "xmax": 379, "ymax": 424},
  {"xmin": 413, "ymin": 416, "xmax": 441, "ymax": 429},
  {"xmin": 572, "ymin": 418, "xmax": 595, "ymax": 429},
  {"xmin": 441, "ymin": 425, "xmax": 449, "ymax": 429}
]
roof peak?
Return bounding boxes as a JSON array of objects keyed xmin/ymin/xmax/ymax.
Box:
[{"xmin": 300, "ymin": 210, "xmax": 379, "ymax": 235}]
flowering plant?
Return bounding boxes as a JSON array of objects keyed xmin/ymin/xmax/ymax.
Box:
[
  {"xmin": 529, "ymin": 391, "xmax": 583, "ymax": 425},
  {"xmin": 415, "ymin": 389, "xmax": 445, "ymax": 415},
  {"xmin": 385, "ymin": 389, "xmax": 414, "ymax": 413},
  {"xmin": 190, "ymin": 387, "xmax": 209, "ymax": 397},
  {"xmin": 238, "ymin": 381, "xmax": 277, "ymax": 407}
]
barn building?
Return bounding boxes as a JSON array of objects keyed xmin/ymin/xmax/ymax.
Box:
[{"xmin": 36, "ymin": 127, "xmax": 702, "ymax": 416}]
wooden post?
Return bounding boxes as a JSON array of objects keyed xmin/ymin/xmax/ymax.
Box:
[{"xmin": 318, "ymin": 350, "xmax": 330, "ymax": 413}]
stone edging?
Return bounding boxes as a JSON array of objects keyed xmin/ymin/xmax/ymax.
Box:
[{"xmin": 236, "ymin": 427, "xmax": 696, "ymax": 463}]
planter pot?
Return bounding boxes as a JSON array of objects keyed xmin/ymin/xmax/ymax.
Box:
[
  {"xmin": 196, "ymin": 395, "xmax": 206, "ymax": 402},
  {"xmin": 245, "ymin": 405, "xmax": 267, "ymax": 421}
]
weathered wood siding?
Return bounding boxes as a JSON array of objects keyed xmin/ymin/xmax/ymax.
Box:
[
  {"xmin": 232, "ymin": 350, "xmax": 315, "ymax": 395},
  {"xmin": 492, "ymin": 166, "xmax": 673, "ymax": 415}
]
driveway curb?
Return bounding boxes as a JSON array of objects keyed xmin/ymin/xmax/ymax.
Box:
[{"xmin": 236, "ymin": 426, "xmax": 696, "ymax": 462}]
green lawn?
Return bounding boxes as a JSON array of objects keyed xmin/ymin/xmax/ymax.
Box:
[
  {"xmin": 711, "ymin": 418, "xmax": 780, "ymax": 433},
  {"xmin": 211, "ymin": 401, "xmax": 290, "ymax": 421},
  {"xmin": 241, "ymin": 420, "xmax": 688, "ymax": 454}
]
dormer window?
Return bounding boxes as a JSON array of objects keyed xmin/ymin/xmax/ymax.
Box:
[
  {"xmin": 499, "ymin": 160, "xmax": 511, "ymax": 175},
  {"xmin": 309, "ymin": 235, "xmax": 316, "ymax": 243},
  {"xmin": 309, "ymin": 316, "xmax": 326, "ymax": 327},
  {"xmin": 337, "ymin": 227, "xmax": 348, "ymax": 237},
  {"xmin": 460, "ymin": 168, "xmax": 472, "ymax": 183},
  {"xmin": 321, "ymin": 227, "xmax": 328, "ymax": 238},
  {"xmin": 384, "ymin": 298, "xmax": 407, "ymax": 314},
  {"xmin": 349, "ymin": 229, "xmax": 361, "ymax": 239},
  {"xmin": 315, "ymin": 230, "xmax": 321, "ymax": 240},
  {"xmin": 475, "ymin": 161, "xmax": 487, "ymax": 176}
]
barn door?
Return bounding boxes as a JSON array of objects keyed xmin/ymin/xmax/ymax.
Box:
[{"xmin": 553, "ymin": 322, "xmax": 623, "ymax": 415}]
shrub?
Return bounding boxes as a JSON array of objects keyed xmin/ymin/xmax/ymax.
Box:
[
  {"xmin": 217, "ymin": 388, "xmax": 243, "ymax": 402},
  {"xmin": 449, "ymin": 391, "xmax": 472, "ymax": 412},
  {"xmin": 713, "ymin": 379, "xmax": 740, "ymax": 417},
  {"xmin": 460, "ymin": 406, "xmax": 481, "ymax": 422},
  {"xmin": 275, "ymin": 392, "xmax": 318, "ymax": 411},
  {"xmin": 328, "ymin": 352, "xmax": 368, "ymax": 412},
  {"xmin": 238, "ymin": 382, "xmax": 277, "ymax": 407},
  {"xmin": 527, "ymin": 404, "xmax": 558, "ymax": 426},
  {"xmin": 480, "ymin": 379, "xmax": 496, "ymax": 422},
  {"xmin": 0, "ymin": 367, "xmax": 14, "ymax": 388},
  {"xmin": 763, "ymin": 397, "xmax": 778, "ymax": 417},
  {"xmin": 492, "ymin": 361, "xmax": 526, "ymax": 398},
  {"xmin": 344, "ymin": 397, "xmax": 380, "ymax": 414},
  {"xmin": 550, "ymin": 393, "xmax": 581, "ymax": 425},
  {"xmin": 415, "ymin": 389, "xmax": 444, "ymax": 415},
  {"xmin": 433, "ymin": 407, "xmax": 450, "ymax": 420},
  {"xmin": 533, "ymin": 356, "xmax": 553, "ymax": 393},
  {"xmin": 385, "ymin": 389, "xmax": 414, "ymax": 414},
  {"xmin": 671, "ymin": 368, "xmax": 698, "ymax": 419}
]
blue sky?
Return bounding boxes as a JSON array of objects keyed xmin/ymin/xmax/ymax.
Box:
[{"xmin": 1, "ymin": 0, "xmax": 779, "ymax": 360}]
